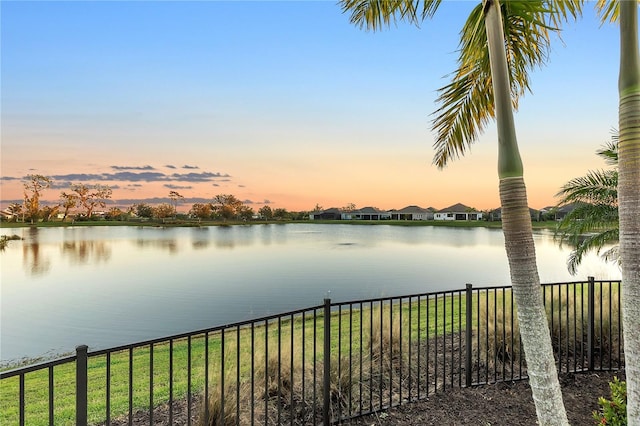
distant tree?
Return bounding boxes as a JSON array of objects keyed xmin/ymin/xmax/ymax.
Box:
[
  {"xmin": 153, "ymin": 203, "xmax": 174, "ymax": 220},
  {"xmin": 105, "ymin": 207, "xmax": 125, "ymax": 221},
  {"xmin": 23, "ymin": 174, "xmax": 51, "ymax": 223},
  {"xmin": 40, "ymin": 205, "xmax": 60, "ymax": 222},
  {"xmin": 59, "ymin": 191, "xmax": 78, "ymax": 220},
  {"xmin": 312, "ymin": 203, "xmax": 323, "ymax": 212},
  {"xmin": 133, "ymin": 203, "xmax": 154, "ymax": 218},
  {"xmin": 237, "ymin": 205, "xmax": 255, "ymax": 221},
  {"xmin": 273, "ymin": 208, "xmax": 288, "ymax": 220},
  {"xmin": 168, "ymin": 191, "xmax": 184, "ymax": 216},
  {"xmin": 72, "ymin": 184, "xmax": 112, "ymax": 218},
  {"xmin": 342, "ymin": 203, "xmax": 357, "ymax": 212},
  {"xmin": 212, "ymin": 194, "xmax": 243, "ymax": 221},
  {"xmin": 189, "ymin": 203, "xmax": 212, "ymax": 221},
  {"xmin": 290, "ymin": 210, "xmax": 309, "ymax": 221},
  {"xmin": 258, "ymin": 205, "xmax": 273, "ymax": 220}
]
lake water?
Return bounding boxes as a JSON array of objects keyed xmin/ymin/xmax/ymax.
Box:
[{"xmin": 0, "ymin": 223, "xmax": 620, "ymax": 365}]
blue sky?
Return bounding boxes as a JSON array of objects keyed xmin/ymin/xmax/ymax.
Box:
[{"xmin": 0, "ymin": 1, "xmax": 626, "ymax": 211}]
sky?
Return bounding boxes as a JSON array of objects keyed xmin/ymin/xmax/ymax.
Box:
[{"xmin": 0, "ymin": 1, "xmax": 627, "ymax": 213}]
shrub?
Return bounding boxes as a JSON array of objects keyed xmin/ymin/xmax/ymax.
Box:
[{"xmin": 593, "ymin": 376, "xmax": 626, "ymax": 425}]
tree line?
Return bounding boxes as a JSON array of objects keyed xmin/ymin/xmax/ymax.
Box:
[{"xmin": 3, "ymin": 174, "xmax": 307, "ymax": 223}]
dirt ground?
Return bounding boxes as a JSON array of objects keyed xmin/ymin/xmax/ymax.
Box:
[{"xmin": 347, "ymin": 370, "xmax": 623, "ymax": 426}]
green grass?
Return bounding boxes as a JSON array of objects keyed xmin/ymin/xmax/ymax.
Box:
[{"xmin": 0, "ymin": 295, "xmax": 465, "ymax": 426}]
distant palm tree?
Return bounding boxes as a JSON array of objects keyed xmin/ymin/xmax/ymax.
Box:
[{"xmin": 555, "ymin": 135, "xmax": 619, "ymax": 274}]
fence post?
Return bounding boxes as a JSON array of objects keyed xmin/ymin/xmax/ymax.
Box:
[
  {"xmin": 323, "ymin": 298, "xmax": 331, "ymax": 426},
  {"xmin": 76, "ymin": 345, "xmax": 88, "ymax": 426},
  {"xmin": 465, "ymin": 284, "xmax": 473, "ymax": 387},
  {"xmin": 587, "ymin": 276, "xmax": 595, "ymax": 371}
]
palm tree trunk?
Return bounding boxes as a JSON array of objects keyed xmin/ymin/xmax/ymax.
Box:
[
  {"xmin": 483, "ymin": 1, "xmax": 567, "ymax": 424},
  {"xmin": 618, "ymin": 1, "xmax": 640, "ymax": 423}
]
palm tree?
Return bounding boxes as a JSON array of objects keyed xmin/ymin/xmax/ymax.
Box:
[
  {"xmin": 340, "ymin": 1, "xmax": 583, "ymax": 423},
  {"xmin": 555, "ymin": 137, "xmax": 619, "ymax": 274},
  {"xmin": 615, "ymin": 0, "xmax": 640, "ymax": 422}
]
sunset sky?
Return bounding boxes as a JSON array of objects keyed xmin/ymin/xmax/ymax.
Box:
[{"xmin": 1, "ymin": 1, "xmax": 624, "ymax": 213}]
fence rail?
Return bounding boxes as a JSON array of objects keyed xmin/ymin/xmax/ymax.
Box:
[{"xmin": 0, "ymin": 278, "xmax": 623, "ymax": 426}]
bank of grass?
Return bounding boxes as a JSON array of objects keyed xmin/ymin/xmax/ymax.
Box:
[
  {"xmin": 0, "ymin": 295, "xmax": 464, "ymax": 426},
  {"xmin": 476, "ymin": 282, "xmax": 621, "ymax": 368}
]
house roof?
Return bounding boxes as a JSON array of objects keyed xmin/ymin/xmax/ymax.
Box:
[
  {"xmin": 356, "ymin": 206, "xmax": 387, "ymax": 214},
  {"xmin": 317, "ymin": 207, "xmax": 342, "ymax": 214},
  {"xmin": 396, "ymin": 205, "xmax": 429, "ymax": 213},
  {"xmin": 437, "ymin": 203, "xmax": 476, "ymax": 213}
]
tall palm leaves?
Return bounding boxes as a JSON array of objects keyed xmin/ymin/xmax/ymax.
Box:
[
  {"xmin": 555, "ymin": 139, "xmax": 619, "ymax": 274},
  {"xmin": 340, "ymin": 1, "xmax": 579, "ymax": 423}
]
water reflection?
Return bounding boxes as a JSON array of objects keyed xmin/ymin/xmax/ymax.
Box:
[
  {"xmin": 190, "ymin": 227, "xmax": 210, "ymax": 249},
  {"xmin": 61, "ymin": 241, "xmax": 111, "ymax": 265},
  {"xmin": 133, "ymin": 238, "xmax": 179, "ymax": 253},
  {"xmin": 22, "ymin": 241, "xmax": 51, "ymax": 276}
]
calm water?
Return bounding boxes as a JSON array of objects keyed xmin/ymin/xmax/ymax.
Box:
[{"xmin": 0, "ymin": 223, "xmax": 620, "ymax": 364}]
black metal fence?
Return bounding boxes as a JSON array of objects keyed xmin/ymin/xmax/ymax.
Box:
[{"xmin": 0, "ymin": 278, "xmax": 622, "ymax": 426}]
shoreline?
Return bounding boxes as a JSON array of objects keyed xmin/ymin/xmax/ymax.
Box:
[{"xmin": 0, "ymin": 218, "xmax": 559, "ymax": 230}]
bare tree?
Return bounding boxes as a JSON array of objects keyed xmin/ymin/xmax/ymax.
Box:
[
  {"xmin": 72, "ymin": 184, "xmax": 112, "ymax": 218},
  {"xmin": 168, "ymin": 191, "xmax": 184, "ymax": 217}
]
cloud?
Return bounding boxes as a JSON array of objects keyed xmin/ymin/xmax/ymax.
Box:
[
  {"xmin": 164, "ymin": 184, "xmax": 193, "ymax": 190},
  {"xmin": 51, "ymin": 173, "xmax": 108, "ymax": 181},
  {"xmin": 182, "ymin": 165, "xmax": 199, "ymax": 169},
  {"xmin": 238, "ymin": 184, "xmax": 245, "ymax": 188},
  {"xmin": 0, "ymin": 176, "xmax": 20, "ymax": 181},
  {"xmin": 48, "ymin": 170, "xmax": 230, "ymax": 183},
  {"xmin": 263, "ymin": 199, "xmax": 272, "ymax": 204},
  {"xmin": 50, "ymin": 181, "xmax": 73, "ymax": 189},
  {"xmin": 116, "ymin": 196, "xmax": 212, "ymax": 205},
  {"xmin": 165, "ymin": 165, "xmax": 177, "ymax": 169},
  {"xmin": 111, "ymin": 165, "xmax": 155, "ymax": 171},
  {"xmin": 171, "ymin": 172, "xmax": 230, "ymax": 182},
  {"xmin": 212, "ymin": 183, "xmax": 220, "ymax": 187},
  {"xmin": 127, "ymin": 183, "xmax": 143, "ymax": 187}
]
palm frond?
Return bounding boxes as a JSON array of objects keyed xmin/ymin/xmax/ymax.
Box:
[
  {"xmin": 339, "ymin": 0, "xmax": 442, "ymax": 31},
  {"xmin": 555, "ymin": 169, "xmax": 618, "ymax": 205},
  {"xmin": 546, "ymin": 0, "xmax": 584, "ymax": 27},
  {"xmin": 565, "ymin": 228, "xmax": 620, "ymax": 275},
  {"xmin": 596, "ymin": 130, "xmax": 618, "ymax": 165},
  {"xmin": 556, "ymin": 203, "xmax": 618, "ymax": 239},
  {"xmin": 595, "ymin": 0, "xmax": 618, "ymax": 24},
  {"xmin": 432, "ymin": 1, "xmax": 570, "ymax": 167}
]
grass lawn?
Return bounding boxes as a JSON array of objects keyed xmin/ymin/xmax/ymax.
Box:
[{"xmin": 0, "ymin": 293, "xmax": 466, "ymax": 425}]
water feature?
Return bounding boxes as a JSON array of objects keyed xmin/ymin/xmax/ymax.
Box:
[{"xmin": 0, "ymin": 223, "xmax": 620, "ymax": 365}]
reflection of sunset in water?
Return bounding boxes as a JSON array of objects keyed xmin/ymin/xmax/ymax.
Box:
[{"xmin": 1, "ymin": 224, "xmax": 621, "ymax": 364}]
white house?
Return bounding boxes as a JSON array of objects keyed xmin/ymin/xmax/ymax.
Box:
[{"xmin": 434, "ymin": 203, "xmax": 483, "ymax": 221}]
